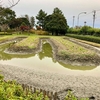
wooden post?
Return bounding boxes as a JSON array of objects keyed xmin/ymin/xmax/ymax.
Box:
[{"xmin": 53, "ymin": 92, "xmax": 57, "ymax": 100}]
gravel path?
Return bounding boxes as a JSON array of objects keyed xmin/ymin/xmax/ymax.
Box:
[{"xmin": 0, "ymin": 64, "xmax": 100, "ymax": 99}]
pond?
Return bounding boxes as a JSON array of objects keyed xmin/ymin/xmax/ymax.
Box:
[{"xmin": 0, "ymin": 41, "xmax": 100, "ymax": 77}]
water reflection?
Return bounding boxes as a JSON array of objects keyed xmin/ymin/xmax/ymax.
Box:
[
  {"xmin": 0, "ymin": 43, "xmax": 35, "ymax": 60},
  {"xmin": 38, "ymin": 42, "xmax": 53, "ymax": 60},
  {"xmin": 0, "ymin": 41, "xmax": 97, "ymax": 71}
]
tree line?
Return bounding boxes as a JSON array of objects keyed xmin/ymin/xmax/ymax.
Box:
[
  {"xmin": 36, "ymin": 8, "xmax": 69, "ymax": 35},
  {"xmin": 0, "ymin": 7, "xmax": 69, "ymax": 35}
]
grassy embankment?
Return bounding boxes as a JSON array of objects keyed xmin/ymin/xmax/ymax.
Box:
[
  {"xmin": 15, "ymin": 36, "xmax": 39, "ymax": 49},
  {"xmin": 51, "ymin": 37, "xmax": 96, "ymax": 62},
  {"xmin": 0, "ymin": 36, "xmax": 15, "ymax": 42}
]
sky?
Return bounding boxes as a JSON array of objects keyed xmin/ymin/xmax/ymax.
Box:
[{"xmin": 4, "ymin": 0, "xmax": 100, "ymax": 28}]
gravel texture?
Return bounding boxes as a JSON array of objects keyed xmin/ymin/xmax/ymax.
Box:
[{"xmin": 0, "ymin": 64, "xmax": 100, "ymax": 100}]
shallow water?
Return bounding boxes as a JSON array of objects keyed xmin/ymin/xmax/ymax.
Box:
[{"xmin": 0, "ymin": 41, "xmax": 100, "ymax": 77}]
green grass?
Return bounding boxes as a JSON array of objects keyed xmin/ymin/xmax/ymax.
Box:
[
  {"xmin": 51, "ymin": 36, "xmax": 95, "ymax": 56},
  {"xmin": 15, "ymin": 36, "xmax": 39, "ymax": 49},
  {"xmin": 0, "ymin": 36, "xmax": 14, "ymax": 42}
]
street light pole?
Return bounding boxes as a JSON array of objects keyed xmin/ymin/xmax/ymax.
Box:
[
  {"xmin": 77, "ymin": 12, "xmax": 86, "ymax": 27},
  {"xmin": 73, "ymin": 16, "xmax": 75, "ymax": 28}
]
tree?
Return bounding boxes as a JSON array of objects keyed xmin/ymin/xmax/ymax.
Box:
[
  {"xmin": 45, "ymin": 7, "xmax": 69, "ymax": 35},
  {"xmin": 0, "ymin": 7, "xmax": 16, "ymax": 31},
  {"xmin": 9, "ymin": 18, "xmax": 22, "ymax": 29},
  {"xmin": 30, "ymin": 16, "xmax": 35, "ymax": 28},
  {"xmin": 9, "ymin": 17, "xmax": 30, "ymax": 30},
  {"xmin": 0, "ymin": 7, "xmax": 16, "ymax": 24},
  {"xmin": 20, "ymin": 22, "xmax": 30, "ymax": 32},
  {"xmin": 0, "ymin": 0, "xmax": 20, "ymax": 31},
  {"xmin": 19, "ymin": 17, "xmax": 30, "ymax": 26},
  {"xmin": 25, "ymin": 14, "xmax": 30, "ymax": 23},
  {"xmin": 36, "ymin": 9, "xmax": 47, "ymax": 29}
]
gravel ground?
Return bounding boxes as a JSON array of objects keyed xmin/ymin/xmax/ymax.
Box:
[{"xmin": 0, "ymin": 64, "xmax": 100, "ymax": 100}]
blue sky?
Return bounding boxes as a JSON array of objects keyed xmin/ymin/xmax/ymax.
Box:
[{"xmin": 4, "ymin": 0, "xmax": 100, "ymax": 28}]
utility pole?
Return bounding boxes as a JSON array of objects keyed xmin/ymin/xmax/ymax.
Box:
[
  {"xmin": 77, "ymin": 12, "xmax": 86, "ymax": 27},
  {"xmin": 93, "ymin": 10, "xmax": 96, "ymax": 28},
  {"xmin": 73, "ymin": 16, "xmax": 75, "ymax": 28}
]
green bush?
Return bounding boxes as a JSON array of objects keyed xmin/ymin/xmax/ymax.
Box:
[
  {"xmin": 0, "ymin": 32, "xmax": 12, "ymax": 35},
  {"xmin": 79, "ymin": 26, "xmax": 91, "ymax": 35},
  {"xmin": 65, "ymin": 91, "xmax": 89, "ymax": 100},
  {"xmin": 66, "ymin": 34, "xmax": 100, "ymax": 44},
  {"xmin": 0, "ymin": 74, "xmax": 49, "ymax": 100},
  {"xmin": 35, "ymin": 30, "xmax": 49, "ymax": 35},
  {"xmin": 87, "ymin": 28, "xmax": 95, "ymax": 35},
  {"xmin": 29, "ymin": 29, "xmax": 35, "ymax": 34},
  {"xmin": 6, "ymin": 29, "xmax": 15, "ymax": 33},
  {"xmin": 67, "ymin": 28, "xmax": 80, "ymax": 34},
  {"xmin": 67, "ymin": 26, "xmax": 100, "ymax": 36},
  {"xmin": 94, "ymin": 28, "xmax": 100, "ymax": 36}
]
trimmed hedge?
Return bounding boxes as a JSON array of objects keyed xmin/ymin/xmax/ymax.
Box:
[
  {"xmin": 66, "ymin": 34, "xmax": 100, "ymax": 44},
  {"xmin": 67, "ymin": 26, "xmax": 100, "ymax": 36}
]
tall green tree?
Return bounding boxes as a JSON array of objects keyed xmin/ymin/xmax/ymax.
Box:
[
  {"xmin": 45, "ymin": 7, "xmax": 69, "ymax": 35},
  {"xmin": 0, "ymin": 7, "xmax": 16, "ymax": 24},
  {"xmin": 9, "ymin": 17, "xmax": 30, "ymax": 29},
  {"xmin": 0, "ymin": 7, "xmax": 16, "ymax": 31},
  {"xmin": 36, "ymin": 9, "xmax": 47, "ymax": 29},
  {"xmin": 30, "ymin": 16, "xmax": 35, "ymax": 28},
  {"xmin": 25, "ymin": 14, "xmax": 30, "ymax": 22},
  {"xmin": 9, "ymin": 18, "xmax": 22, "ymax": 29}
]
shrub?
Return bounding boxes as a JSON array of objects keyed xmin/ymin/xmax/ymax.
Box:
[
  {"xmin": 80, "ymin": 26, "xmax": 92, "ymax": 35},
  {"xmin": 94, "ymin": 28, "xmax": 100, "ymax": 36},
  {"xmin": 35, "ymin": 30, "xmax": 49, "ymax": 35},
  {"xmin": 87, "ymin": 28, "xmax": 95, "ymax": 35},
  {"xmin": 67, "ymin": 28, "xmax": 80, "ymax": 34},
  {"xmin": 29, "ymin": 29, "xmax": 35, "ymax": 34},
  {"xmin": 6, "ymin": 29, "xmax": 15, "ymax": 33},
  {"xmin": 66, "ymin": 34, "xmax": 100, "ymax": 44}
]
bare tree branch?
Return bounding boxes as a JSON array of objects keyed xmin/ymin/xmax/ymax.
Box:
[
  {"xmin": 0, "ymin": 0, "xmax": 20, "ymax": 9},
  {"xmin": 8, "ymin": 0, "xmax": 20, "ymax": 9}
]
